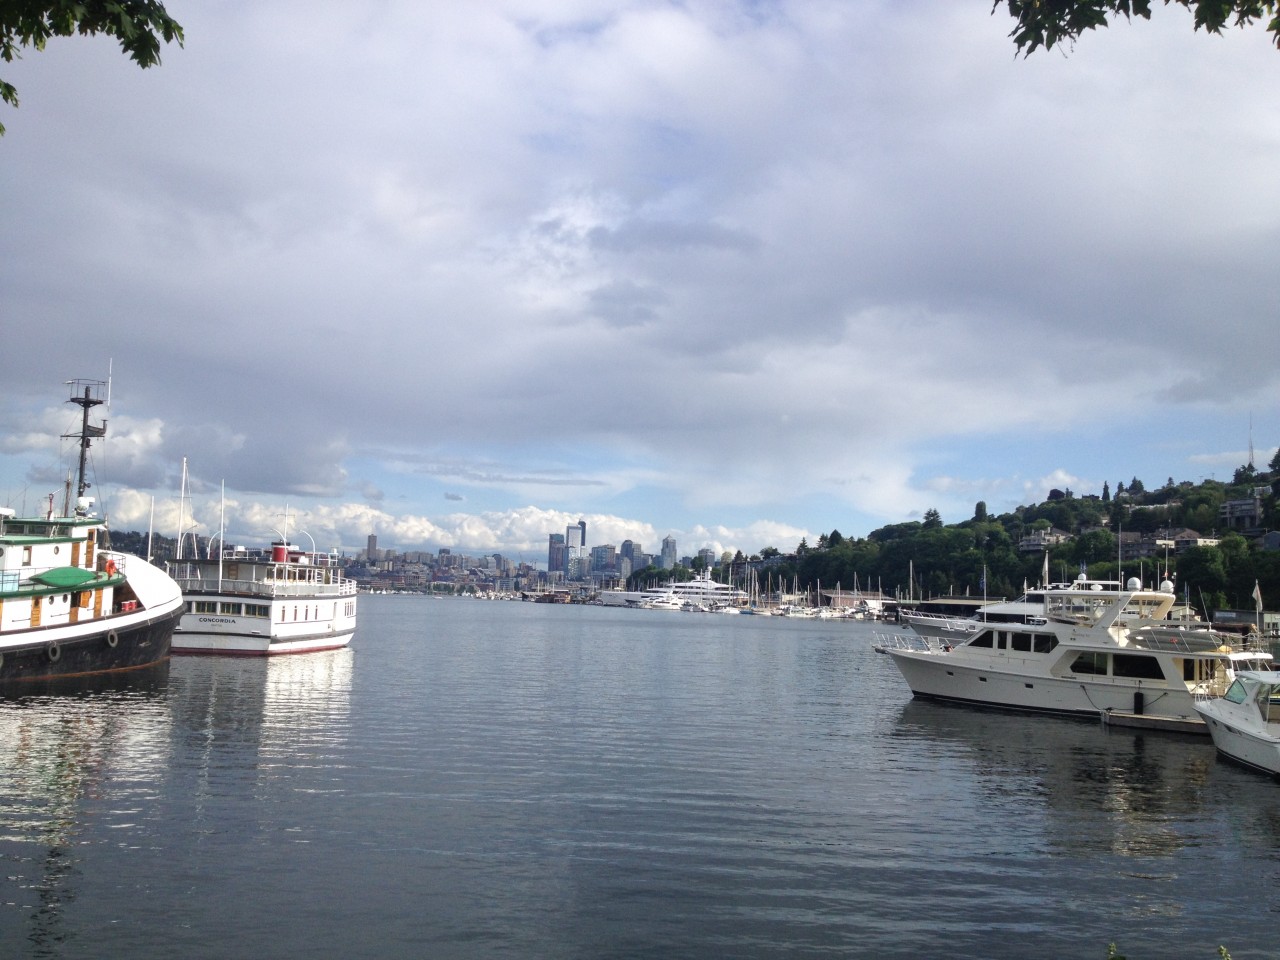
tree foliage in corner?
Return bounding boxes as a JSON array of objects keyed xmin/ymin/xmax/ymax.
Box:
[
  {"xmin": 0, "ymin": 1, "xmax": 184, "ymax": 133},
  {"xmin": 996, "ymin": 0, "xmax": 1280, "ymax": 54}
]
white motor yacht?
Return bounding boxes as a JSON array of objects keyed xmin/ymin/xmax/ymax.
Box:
[{"xmin": 880, "ymin": 576, "xmax": 1272, "ymax": 728}]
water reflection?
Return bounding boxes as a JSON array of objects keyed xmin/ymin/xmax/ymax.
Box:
[
  {"xmin": 164, "ymin": 651, "xmax": 354, "ymax": 829},
  {"xmin": 0, "ymin": 664, "xmax": 172, "ymax": 955},
  {"xmin": 892, "ymin": 698, "xmax": 1252, "ymax": 859}
]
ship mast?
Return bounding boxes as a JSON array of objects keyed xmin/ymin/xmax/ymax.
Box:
[{"xmin": 62, "ymin": 379, "xmax": 107, "ymax": 515}]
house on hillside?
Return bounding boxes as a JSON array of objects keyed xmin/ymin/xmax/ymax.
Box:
[{"xmin": 1018, "ymin": 527, "xmax": 1071, "ymax": 553}]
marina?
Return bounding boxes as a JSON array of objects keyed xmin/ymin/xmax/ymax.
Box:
[{"xmin": 2, "ymin": 598, "xmax": 1278, "ymax": 959}]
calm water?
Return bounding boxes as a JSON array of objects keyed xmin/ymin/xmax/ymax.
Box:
[{"xmin": 3, "ymin": 597, "xmax": 1279, "ymax": 959}]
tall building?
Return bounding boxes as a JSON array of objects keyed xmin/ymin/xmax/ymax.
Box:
[
  {"xmin": 548, "ymin": 533, "xmax": 567, "ymax": 574},
  {"xmin": 660, "ymin": 535, "xmax": 677, "ymax": 570},
  {"xmin": 366, "ymin": 534, "xmax": 378, "ymax": 562},
  {"xmin": 589, "ymin": 544, "xmax": 616, "ymax": 572}
]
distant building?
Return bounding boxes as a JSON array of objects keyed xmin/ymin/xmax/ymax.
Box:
[
  {"xmin": 1018, "ymin": 527, "xmax": 1071, "ymax": 553},
  {"xmin": 661, "ymin": 536, "xmax": 677, "ymax": 570},
  {"xmin": 1220, "ymin": 495, "xmax": 1265, "ymax": 531},
  {"xmin": 366, "ymin": 534, "xmax": 378, "ymax": 562},
  {"xmin": 548, "ymin": 533, "xmax": 567, "ymax": 574},
  {"xmin": 589, "ymin": 543, "xmax": 617, "ymax": 573}
]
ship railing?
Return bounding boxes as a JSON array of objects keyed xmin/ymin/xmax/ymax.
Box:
[
  {"xmin": 171, "ymin": 575, "xmax": 358, "ymax": 598},
  {"xmin": 1, "ymin": 555, "xmax": 125, "ymax": 595},
  {"xmin": 872, "ymin": 631, "xmax": 947, "ymax": 653}
]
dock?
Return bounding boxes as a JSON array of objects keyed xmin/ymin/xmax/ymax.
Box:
[{"xmin": 1100, "ymin": 709, "xmax": 1207, "ymax": 735}]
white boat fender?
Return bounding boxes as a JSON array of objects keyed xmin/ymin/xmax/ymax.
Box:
[
  {"xmin": 107, "ymin": 630, "xmax": 119, "ymax": 648},
  {"xmin": 47, "ymin": 641, "xmax": 61, "ymax": 661}
]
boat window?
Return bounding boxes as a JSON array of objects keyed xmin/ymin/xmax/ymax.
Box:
[
  {"xmin": 967, "ymin": 631, "xmax": 995, "ymax": 648},
  {"xmin": 1032, "ymin": 636, "xmax": 1057, "ymax": 654},
  {"xmin": 1070, "ymin": 652, "xmax": 1108, "ymax": 675},
  {"xmin": 1223, "ymin": 680, "xmax": 1248, "ymax": 704},
  {"xmin": 1112, "ymin": 654, "xmax": 1165, "ymax": 680},
  {"xmin": 1009, "ymin": 632, "xmax": 1033, "ymax": 652},
  {"xmin": 220, "ymin": 602, "xmax": 243, "ymax": 615},
  {"xmin": 194, "ymin": 601, "xmax": 217, "ymax": 614}
]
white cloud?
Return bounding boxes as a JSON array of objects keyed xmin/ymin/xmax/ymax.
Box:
[{"xmin": 3, "ymin": 2, "xmax": 1278, "ymax": 554}]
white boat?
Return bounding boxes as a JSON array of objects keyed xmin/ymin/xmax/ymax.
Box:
[
  {"xmin": 1, "ymin": 380, "xmax": 184, "ymax": 684},
  {"xmin": 1194, "ymin": 671, "xmax": 1280, "ymax": 776},
  {"xmin": 169, "ymin": 542, "xmax": 357, "ymax": 655},
  {"xmin": 638, "ymin": 571, "xmax": 748, "ymax": 611},
  {"xmin": 880, "ymin": 575, "xmax": 1273, "ymax": 728}
]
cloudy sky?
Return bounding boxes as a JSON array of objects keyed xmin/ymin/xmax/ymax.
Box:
[{"xmin": 2, "ymin": 1, "xmax": 1277, "ymax": 562}]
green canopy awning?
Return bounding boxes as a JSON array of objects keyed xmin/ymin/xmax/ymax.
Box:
[{"xmin": 31, "ymin": 566, "xmax": 99, "ymax": 588}]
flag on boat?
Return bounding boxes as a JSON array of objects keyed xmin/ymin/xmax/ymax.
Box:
[
  {"xmin": 1254, "ymin": 580, "xmax": 1264, "ymax": 613},
  {"xmin": 1041, "ymin": 551, "xmax": 1049, "ymax": 587}
]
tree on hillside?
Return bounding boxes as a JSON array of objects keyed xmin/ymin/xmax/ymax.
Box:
[
  {"xmin": 1, "ymin": 1, "xmax": 183, "ymax": 134},
  {"xmin": 922, "ymin": 508, "xmax": 943, "ymax": 529},
  {"xmin": 996, "ymin": 0, "xmax": 1280, "ymax": 56},
  {"xmin": 1270, "ymin": 447, "xmax": 1280, "ymax": 473},
  {"xmin": 1233, "ymin": 462, "xmax": 1258, "ymax": 485}
]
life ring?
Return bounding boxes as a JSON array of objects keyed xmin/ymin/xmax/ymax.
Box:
[
  {"xmin": 47, "ymin": 641, "xmax": 61, "ymax": 662},
  {"xmin": 105, "ymin": 559, "xmax": 118, "ymax": 576},
  {"xmin": 106, "ymin": 630, "xmax": 119, "ymax": 649}
]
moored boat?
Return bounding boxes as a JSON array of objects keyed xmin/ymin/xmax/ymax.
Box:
[
  {"xmin": 1194, "ymin": 671, "xmax": 1280, "ymax": 776},
  {"xmin": 0, "ymin": 380, "xmax": 183, "ymax": 684},
  {"xmin": 879, "ymin": 575, "xmax": 1272, "ymax": 730},
  {"xmin": 169, "ymin": 542, "xmax": 357, "ymax": 655}
]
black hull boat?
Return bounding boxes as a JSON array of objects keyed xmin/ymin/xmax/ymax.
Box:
[
  {"xmin": 0, "ymin": 604, "xmax": 181, "ymax": 683},
  {"xmin": 0, "ymin": 379, "xmax": 185, "ymax": 687}
]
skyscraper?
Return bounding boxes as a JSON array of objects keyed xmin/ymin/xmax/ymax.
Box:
[
  {"xmin": 548, "ymin": 533, "xmax": 567, "ymax": 574},
  {"xmin": 660, "ymin": 536, "xmax": 677, "ymax": 570}
]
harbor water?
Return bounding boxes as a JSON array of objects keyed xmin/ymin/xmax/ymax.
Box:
[{"xmin": 3, "ymin": 597, "xmax": 1278, "ymax": 959}]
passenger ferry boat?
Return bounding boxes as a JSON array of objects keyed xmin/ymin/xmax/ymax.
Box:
[
  {"xmin": 0, "ymin": 380, "xmax": 183, "ymax": 684},
  {"xmin": 879, "ymin": 576, "xmax": 1272, "ymax": 729},
  {"xmin": 169, "ymin": 542, "xmax": 357, "ymax": 655}
]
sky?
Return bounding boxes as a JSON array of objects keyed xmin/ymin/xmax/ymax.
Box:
[{"xmin": 2, "ymin": 1, "xmax": 1278, "ymax": 564}]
